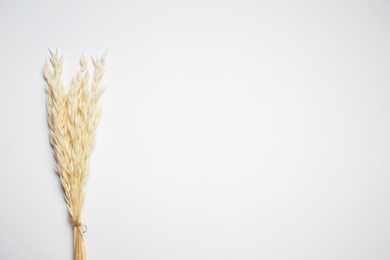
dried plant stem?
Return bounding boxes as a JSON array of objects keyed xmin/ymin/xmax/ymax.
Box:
[{"xmin": 44, "ymin": 49, "xmax": 107, "ymax": 260}]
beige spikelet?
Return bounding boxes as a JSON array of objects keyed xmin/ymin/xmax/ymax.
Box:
[{"xmin": 44, "ymin": 49, "xmax": 107, "ymax": 260}]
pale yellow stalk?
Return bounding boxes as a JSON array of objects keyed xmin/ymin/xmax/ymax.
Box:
[{"xmin": 44, "ymin": 49, "xmax": 107, "ymax": 260}]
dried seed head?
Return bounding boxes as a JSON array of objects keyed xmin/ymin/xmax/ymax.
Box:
[{"xmin": 80, "ymin": 54, "xmax": 87, "ymax": 72}]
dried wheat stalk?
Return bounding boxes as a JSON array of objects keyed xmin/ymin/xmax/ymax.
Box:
[{"xmin": 44, "ymin": 49, "xmax": 107, "ymax": 260}]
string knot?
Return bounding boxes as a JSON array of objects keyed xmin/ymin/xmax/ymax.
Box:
[{"xmin": 68, "ymin": 217, "xmax": 88, "ymax": 234}]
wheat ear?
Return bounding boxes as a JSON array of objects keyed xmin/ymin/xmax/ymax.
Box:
[{"xmin": 44, "ymin": 49, "xmax": 107, "ymax": 260}]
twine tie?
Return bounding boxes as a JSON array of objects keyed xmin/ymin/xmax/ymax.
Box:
[{"xmin": 69, "ymin": 217, "xmax": 88, "ymax": 234}]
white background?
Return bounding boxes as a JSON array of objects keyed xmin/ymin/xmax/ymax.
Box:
[{"xmin": 0, "ymin": 0, "xmax": 389, "ymax": 259}]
